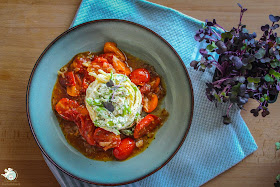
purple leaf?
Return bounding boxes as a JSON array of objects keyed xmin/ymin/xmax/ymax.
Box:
[
  {"xmin": 207, "ymin": 22, "xmax": 214, "ymax": 26},
  {"xmin": 261, "ymin": 24, "xmax": 270, "ymax": 31},
  {"xmin": 269, "ymin": 14, "xmax": 280, "ymax": 22},
  {"xmin": 276, "ymin": 85, "xmax": 280, "ymax": 91},
  {"xmin": 241, "ymin": 8, "xmax": 247, "ymax": 13},
  {"xmin": 230, "ymin": 56, "xmax": 243, "ymax": 69},
  {"xmin": 213, "ymin": 19, "xmax": 216, "ymax": 24},
  {"xmin": 194, "ymin": 33, "xmax": 201, "ymax": 41},
  {"xmin": 199, "ymin": 48, "xmax": 208, "ymax": 56},
  {"xmin": 237, "ymin": 3, "xmax": 242, "ymax": 8},
  {"xmin": 271, "ymin": 24, "xmax": 279, "ymax": 30},
  {"xmin": 190, "ymin": 60, "xmax": 199, "ymax": 68}
]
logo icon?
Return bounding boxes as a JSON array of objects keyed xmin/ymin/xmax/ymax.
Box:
[{"xmin": 1, "ymin": 168, "xmax": 17, "ymax": 181}]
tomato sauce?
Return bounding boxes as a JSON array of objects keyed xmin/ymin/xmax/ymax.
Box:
[{"xmin": 52, "ymin": 49, "xmax": 169, "ymax": 161}]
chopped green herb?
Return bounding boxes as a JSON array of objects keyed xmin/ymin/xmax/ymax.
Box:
[
  {"xmin": 86, "ymin": 98, "xmax": 103, "ymax": 107},
  {"xmin": 96, "ymin": 106, "xmax": 106, "ymax": 112},
  {"xmin": 120, "ymin": 129, "xmax": 134, "ymax": 136},
  {"xmin": 108, "ymin": 121, "xmax": 114, "ymax": 127},
  {"xmin": 94, "ymin": 120, "xmax": 100, "ymax": 127},
  {"xmin": 247, "ymin": 77, "xmax": 261, "ymax": 83},
  {"xmin": 122, "ymin": 104, "xmax": 131, "ymax": 116},
  {"xmin": 132, "ymin": 85, "xmax": 138, "ymax": 92}
]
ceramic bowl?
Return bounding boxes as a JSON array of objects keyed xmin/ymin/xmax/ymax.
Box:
[{"xmin": 26, "ymin": 19, "xmax": 193, "ymax": 185}]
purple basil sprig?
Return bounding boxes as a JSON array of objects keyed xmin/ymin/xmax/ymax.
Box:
[{"xmin": 190, "ymin": 3, "xmax": 280, "ymax": 124}]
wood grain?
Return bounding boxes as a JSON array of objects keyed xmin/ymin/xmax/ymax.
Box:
[{"xmin": 0, "ymin": 0, "xmax": 279, "ymax": 186}]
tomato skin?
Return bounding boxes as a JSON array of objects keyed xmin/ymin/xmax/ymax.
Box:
[
  {"xmin": 59, "ymin": 71, "xmax": 76, "ymax": 87},
  {"xmin": 71, "ymin": 55, "xmax": 89, "ymax": 73},
  {"xmin": 143, "ymin": 94, "xmax": 158, "ymax": 113},
  {"xmin": 150, "ymin": 76, "xmax": 160, "ymax": 90},
  {"xmin": 140, "ymin": 83, "xmax": 151, "ymax": 94},
  {"xmin": 99, "ymin": 53, "xmax": 114, "ymax": 64},
  {"xmin": 55, "ymin": 98, "xmax": 80, "ymax": 121},
  {"xmin": 93, "ymin": 128, "xmax": 121, "ymax": 151},
  {"xmin": 103, "ymin": 42, "xmax": 126, "ymax": 62},
  {"xmin": 112, "ymin": 56, "xmax": 131, "ymax": 76},
  {"xmin": 76, "ymin": 105, "xmax": 89, "ymax": 116},
  {"xmin": 74, "ymin": 114, "xmax": 96, "ymax": 145},
  {"xmin": 82, "ymin": 73, "xmax": 95, "ymax": 91},
  {"xmin": 87, "ymin": 56, "xmax": 115, "ymax": 74},
  {"xmin": 113, "ymin": 138, "xmax": 136, "ymax": 160},
  {"xmin": 134, "ymin": 114, "xmax": 161, "ymax": 139},
  {"xmin": 129, "ymin": 68, "xmax": 150, "ymax": 86},
  {"xmin": 66, "ymin": 73, "xmax": 83, "ymax": 97},
  {"xmin": 66, "ymin": 85, "xmax": 80, "ymax": 97},
  {"xmin": 93, "ymin": 56, "xmax": 109, "ymax": 64}
]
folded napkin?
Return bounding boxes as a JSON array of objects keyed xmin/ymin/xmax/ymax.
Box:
[{"xmin": 44, "ymin": 0, "xmax": 258, "ymax": 186}]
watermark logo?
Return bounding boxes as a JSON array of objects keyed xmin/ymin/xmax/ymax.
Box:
[
  {"xmin": 1, "ymin": 168, "xmax": 17, "ymax": 181},
  {"xmin": 1, "ymin": 168, "xmax": 20, "ymax": 186}
]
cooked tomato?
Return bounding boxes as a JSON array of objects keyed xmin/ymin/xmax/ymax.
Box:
[
  {"xmin": 87, "ymin": 56, "xmax": 115, "ymax": 74},
  {"xmin": 143, "ymin": 94, "xmax": 158, "ymax": 113},
  {"xmin": 93, "ymin": 56, "xmax": 108, "ymax": 64},
  {"xmin": 113, "ymin": 138, "xmax": 135, "ymax": 160},
  {"xmin": 112, "ymin": 56, "xmax": 131, "ymax": 76},
  {"xmin": 93, "ymin": 128, "xmax": 121, "ymax": 151},
  {"xmin": 129, "ymin": 68, "xmax": 150, "ymax": 86},
  {"xmin": 99, "ymin": 53, "xmax": 114, "ymax": 64},
  {"xmin": 82, "ymin": 73, "xmax": 95, "ymax": 91},
  {"xmin": 104, "ymin": 42, "xmax": 126, "ymax": 62},
  {"xmin": 76, "ymin": 105, "xmax": 89, "ymax": 116},
  {"xmin": 55, "ymin": 98, "xmax": 80, "ymax": 121},
  {"xmin": 58, "ymin": 71, "xmax": 76, "ymax": 87},
  {"xmin": 66, "ymin": 85, "xmax": 80, "ymax": 97},
  {"xmin": 134, "ymin": 114, "xmax": 161, "ymax": 139},
  {"xmin": 66, "ymin": 73, "xmax": 84, "ymax": 96},
  {"xmin": 52, "ymin": 44, "xmax": 168, "ymax": 161},
  {"xmin": 140, "ymin": 83, "xmax": 151, "ymax": 94},
  {"xmin": 71, "ymin": 54, "xmax": 90, "ymax": 73},
  {"xmin": 150, "ymin": 76, "xmax": 160, "ymax": 90},
  {"xmin": 75, "ymin": 114, "xmax": 96, "ymax": 145}
]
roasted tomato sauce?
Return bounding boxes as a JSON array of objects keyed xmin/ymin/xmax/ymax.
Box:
[{"xmin": 52, "ymin": 42, "xmax": 168, "ymax": 161}]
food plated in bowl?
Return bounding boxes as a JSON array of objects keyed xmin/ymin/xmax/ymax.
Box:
[
  {"xmin": 27, "ymin": 19, "xmax": 193, "ymax": 185},
  {"xmin": 52, "ymin": 42, "xmax": 169, "ymax": 161}
]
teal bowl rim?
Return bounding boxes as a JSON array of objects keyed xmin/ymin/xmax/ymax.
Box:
[{"xmin": 26, "ymin": 19, "xmax": 194, "ymax": 186}]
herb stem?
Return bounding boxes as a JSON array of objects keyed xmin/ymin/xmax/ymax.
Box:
[
  {"xmin": 227, "ymin": 103, "xmax": 233, "ymax": 117},
  {"xmin": 211, "ymin": 28, "xmax": 221, "ymax": 39},
  {"xmin": 215, "ymin": 24, "xmax": 226, "ymax": 32},
  {"xmin": 268, "ymin": 22, "xmax": 275, "ymax": 36},
  {"xmin": 238, "ymin": 9, "xmax": 245, "ymax": 31},
  {"xmin": 212, "ymin": 77, "xmax": 231, "ymax": 85}
]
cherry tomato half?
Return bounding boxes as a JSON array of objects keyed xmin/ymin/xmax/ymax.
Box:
[
  {"xmin": 103, "ymin": 42, "xmax": 126, "ymax": 62},
  {"xmin": 55, "ymin": 98, "xmax": 80, "ymax": 121},
  {"xmin": 129, "ymin": 68, "xmax": 150, "ymax": 86},
  {"xmin": 93, "ymin": 128, "xmax": 121, "ymax": 151},
  {"xmin": 134, "ymin": 114, "xmax": 161, "ymax": 139},
  {"xmin": 75, "ymin": 114, "xmax": 96, "ymax": 145},
  {"xmin": 113, "ymin": 138, "xmax": 136, "ymax": 160},
  {"xmin": 71, "ymin": 54, "xmax": 89, "ymax": 73},
  {"xmin": 112, "ymin": 56, "xmax": 131, "ymax": 76},
  {"xmin": 58, "ymin": 71, "xmax": 76, "ymax": 88},
  {"xmin": 150, "ymin": 76, "xmax": 160, "ymax": 90},
  {"xmin": 140, "ymin": 83, "xmax": 151, "ymax": 94},
  {"xmin": 143, "ymin": 94, "xmax": 158, "ymax": 113}
]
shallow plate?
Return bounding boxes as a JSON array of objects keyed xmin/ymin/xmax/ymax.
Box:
[{"xmin": 26, "ymin": 19, "xmax": 193, "ymax": 185}]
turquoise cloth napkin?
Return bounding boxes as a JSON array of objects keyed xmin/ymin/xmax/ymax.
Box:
[{"xmin": 44, "ymin": 0, "xmax": 258, "ymax": 186}]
